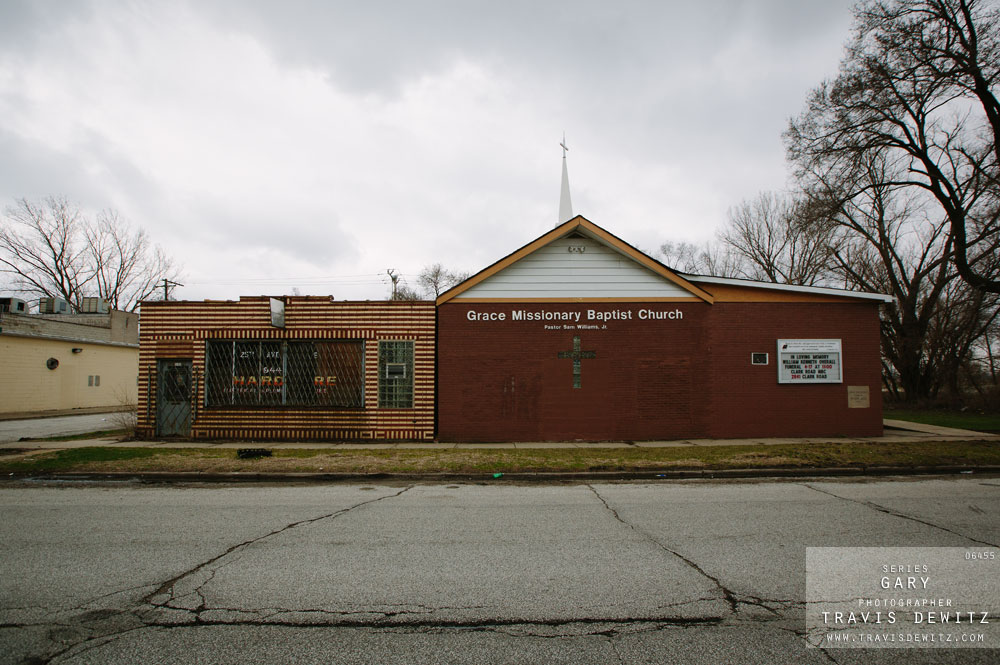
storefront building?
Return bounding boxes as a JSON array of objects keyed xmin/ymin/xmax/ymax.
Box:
[{"xmin": 136, "ymin": 297, "xmax": 434, "ymax": 440}]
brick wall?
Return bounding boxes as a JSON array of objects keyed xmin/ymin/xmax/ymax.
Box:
[
  {"xmin": 437, "ymin": 301, "xmax": 883, "ymax": 441},
  {"xmin": 137, "ymin": 297, "xmax": 435, "ymax": 441},
  {"xmin": 701, "ymin": 302, "xmax": 883, "ymax": 438}
]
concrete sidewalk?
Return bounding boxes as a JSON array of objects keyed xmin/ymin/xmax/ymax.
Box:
[{"xmin": 1, "ymin": 419, "xmax": 996, "ymax": 451}]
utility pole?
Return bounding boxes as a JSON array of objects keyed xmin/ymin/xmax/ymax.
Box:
[
  {"xmin": 385, "ymin": 269, "xmax": 399, "ymax": 300},
  {"xmin": 161, "ymin": 278, "xmax": 184, "ymax": 301}
]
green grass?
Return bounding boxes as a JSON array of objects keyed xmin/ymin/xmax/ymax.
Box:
[
  {"xmin": 2, "ymin": 447, "xmax": 169, "ymax": 471},
  {"xmin": 2, "ymin": 441, "xmax": 998, "ymax": 475},
  {"xmin": 884, "ymin": 409, "xmax": 1000, "ymax": 432}
]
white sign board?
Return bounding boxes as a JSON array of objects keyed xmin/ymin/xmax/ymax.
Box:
[{"xmin": 777, "ymin": 339, "xmax": 842, "ymax": 384}]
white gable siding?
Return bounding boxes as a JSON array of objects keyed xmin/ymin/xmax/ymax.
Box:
[{"xmin": 456, "ymin": 235, "xmax": 694, "ymax": 299}]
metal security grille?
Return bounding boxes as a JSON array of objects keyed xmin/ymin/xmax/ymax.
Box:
[
  {"xmin": 378, "ymin": 340, "xmax": 414, "ymax": 408},
  {"xmin": 206, "ymin": 340, "xmax": 364, "ymax": 407},
  {"xmin": 157, "ymin": 359, "xmax": 194, "ymax": 436}
]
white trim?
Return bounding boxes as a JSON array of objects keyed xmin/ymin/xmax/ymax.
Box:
[{"xmin": 681, "ymin": 275, "xmax": 894, "ymax": 303}]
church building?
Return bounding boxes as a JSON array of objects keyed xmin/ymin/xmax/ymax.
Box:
[{"xmin": 436, "ymin": 216, "xmax": 890, "ymax": 442}]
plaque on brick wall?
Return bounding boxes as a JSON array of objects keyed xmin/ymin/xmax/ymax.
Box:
[
  {"xmin": 847, "ymin": 385, "xmax": 870, "ymax": 408},
  {"xmin": 777, "ymin": 339, "xmax": 842, "ymax": 384}
]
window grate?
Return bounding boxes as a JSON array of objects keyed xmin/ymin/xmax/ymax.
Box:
[{"xmin": 206, "ymin": 340, "xmax": 364, "ymax": 407}]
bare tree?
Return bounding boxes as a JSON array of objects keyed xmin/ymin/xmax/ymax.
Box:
[
  {"xmin": 391, "ymin": 284, "xmax": 423, "ymax": 300},
  {"xmin": 658, "ymin": 241, "xmax": 705, "ymax": 273},
  {"xmin": 0, "ymin": 197, "xmax": 181, "ymax": 312},
  {"xmin": 85, "ymin": 209, "xmax": 178, "ymax": 310},
  {"xmin": 968, "ymin": 312, "xmax": 1000, "ymax": 403},
  {"xmin": 720, "ymin": 192, "xmax": 840, "ymax": 286},
  {"xmin": 417, "ymin": 263, "xmax": 469, "ymax": 298},
  {"xmin": 657, "ymin": 240, "xmax": 743, "ymax": 278},
  {"xmin": 0, "ymin": 197, "xmax": 90, "ymax": 307},
  {"xmin": 786, "ymin": 0, "xmax": 1000, "ymax": 293},
  {"xmin": 808, "ymin": 156, "xmax": 998, "ymax": 401}
]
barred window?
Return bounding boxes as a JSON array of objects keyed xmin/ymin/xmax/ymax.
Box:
[
  {"xmin": 378, "ymin": 340, "xmax": 414, "ymax": 408},
  {"xmin": 206, "ymin": 340, "xmax": 364, "ymax": 407}
]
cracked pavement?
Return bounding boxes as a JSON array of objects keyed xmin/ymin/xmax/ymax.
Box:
[{"xmin": 1, "ymin": 478, "xmax": 997, "ymax": 664}]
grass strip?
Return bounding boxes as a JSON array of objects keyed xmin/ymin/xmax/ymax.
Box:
[
  {"xmin": 884, "ymin": 409, "xmax": 1000, "ymax": 432},
  {"xmin": 2, "ymin": 441, "xmax": 998, "ymax": 475}
]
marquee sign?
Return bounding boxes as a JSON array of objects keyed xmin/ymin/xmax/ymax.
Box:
[{"xmin": 777, "ymin": 339, "xmax": 842, "ymax": 384}]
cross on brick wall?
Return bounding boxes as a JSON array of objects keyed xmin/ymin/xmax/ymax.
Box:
[{"xmin": 557, "ymin": 336, "xmax": 596, "ymax": 389}]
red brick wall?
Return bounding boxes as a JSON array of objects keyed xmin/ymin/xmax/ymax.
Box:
[
  {"xmin": 437, "ymin": 301, "xmax": 883, "ymax": 441},
  {"xmin": 701, "ymin": 302, "xmax": 883, "ymax": 438}
]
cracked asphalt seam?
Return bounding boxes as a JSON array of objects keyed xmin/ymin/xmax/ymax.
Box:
[
  {"xmin": 146, "ymin": 485, "xmax": 414, "ymax": 607},
  {"xmin": 29, "ymin": 486, "xmax": 415, "ymax": 664},
  {"xmin": 584, "ymin": 484, "xmax": 743, "ymax": 616},
  {"xmin": 802, "ymin": 484, "xmax": 998, "ymax": 547}
]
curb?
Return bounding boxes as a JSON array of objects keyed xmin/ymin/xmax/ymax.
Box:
[{"xmin": 5, "ymin": 465, "xmax": 1000, "ymax": 484}]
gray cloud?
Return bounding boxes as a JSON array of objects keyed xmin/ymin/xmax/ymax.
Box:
[
  {"xmin": 0, "ymin": 1, "xmax": 94, "ymax": 54},
  {"xmin": 196, "ymin": 0, "xmax": 851, "ymax": 95},
  {"xmin": 0, "ymin": 0, "xmax": 858, "ymax": 300}
]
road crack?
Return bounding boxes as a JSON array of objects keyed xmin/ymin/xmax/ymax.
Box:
[
  {"xmin": 802, "ymin": 484, "xmax": 998, "ymax": 547},
  {"xmin": 26, "ymin": 486, "xmax": 414, "ymax": 664},
  {"xmin": 145, "ymin": 485, "xmax": 413, "ymax": 607},
  {"xmin": 585, "ymin": 484, "xmax": 741, "ymax": 615}
]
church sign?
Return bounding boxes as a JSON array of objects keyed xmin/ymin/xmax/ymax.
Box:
[
  {"xmin": 777, "ymin": 339, "xmax": 842, "ymax": 384},
  {"xmin": 464, "ymin": 307, "xmax": 684, "ymax": 323}
]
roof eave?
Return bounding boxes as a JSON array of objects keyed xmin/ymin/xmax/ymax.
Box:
[{"xmin": 682, "ymin": 275, "xmax": 894, "ymax": 303}]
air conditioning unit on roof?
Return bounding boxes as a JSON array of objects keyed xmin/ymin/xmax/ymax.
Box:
[
  {"xmin": 38, "ymin": 297, "xmax": 70, "ymax": 314},
  {"xmin": 0, "ymin": 297, "xmax": 27, "ymax": 313},
  {"xmin": 81, "ymin": 297, "xmax": 109, "ymax": 313}
]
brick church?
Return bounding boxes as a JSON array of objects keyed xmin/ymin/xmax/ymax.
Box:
[{"xmin": 435, "ymin": 216, "xmax": 889, "ymax": 442}]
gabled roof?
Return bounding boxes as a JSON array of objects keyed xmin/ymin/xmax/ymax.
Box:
[{"xmin": 436, "ymin": 216, "xmax": 715, "ymax": 305}]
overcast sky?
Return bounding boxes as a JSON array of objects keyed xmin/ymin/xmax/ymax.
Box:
[{"xmin": 0, "ymin": 0, "xmax": 855, "ymax": 301}]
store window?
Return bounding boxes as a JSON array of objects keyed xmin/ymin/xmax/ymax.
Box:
[{"xmin": 206, "ymin": 340, "xmax": 364, "ymax": 407}]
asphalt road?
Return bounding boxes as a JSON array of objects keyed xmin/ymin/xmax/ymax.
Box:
[{"xmin": 1, "ymin": 477, "xmax": 997, "ymax": 664}]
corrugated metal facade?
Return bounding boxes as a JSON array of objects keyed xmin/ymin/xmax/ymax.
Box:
[{"xmin": 137, "ymin": 297, "xmax": 435, "ymax": 440}]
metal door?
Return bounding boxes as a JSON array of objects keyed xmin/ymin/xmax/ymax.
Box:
[{"xmin": 157, "ymin": 359, "xmax": 192, "ymax": 437}]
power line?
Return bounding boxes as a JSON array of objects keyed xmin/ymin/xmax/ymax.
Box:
[
  {"xmin": 185, "ymin": 272, "xmax": 418, "ymax": 286},
  {"xmin": 161, "ymin": 278, "xmax": 184, "ymax": 300}
]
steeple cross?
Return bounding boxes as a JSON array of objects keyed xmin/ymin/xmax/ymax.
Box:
[
  {"xmin": 557, "ymin": 336, "xmax": 596, "ymax": 389},
  {"xmin": 560, "ymin": 133, "xmax": 568, "ymax": 158}
]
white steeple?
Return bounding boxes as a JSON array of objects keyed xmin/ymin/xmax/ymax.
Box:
[{"xmin": 558, "ymin": 134, "xmax": 574, "ymax": 226}]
